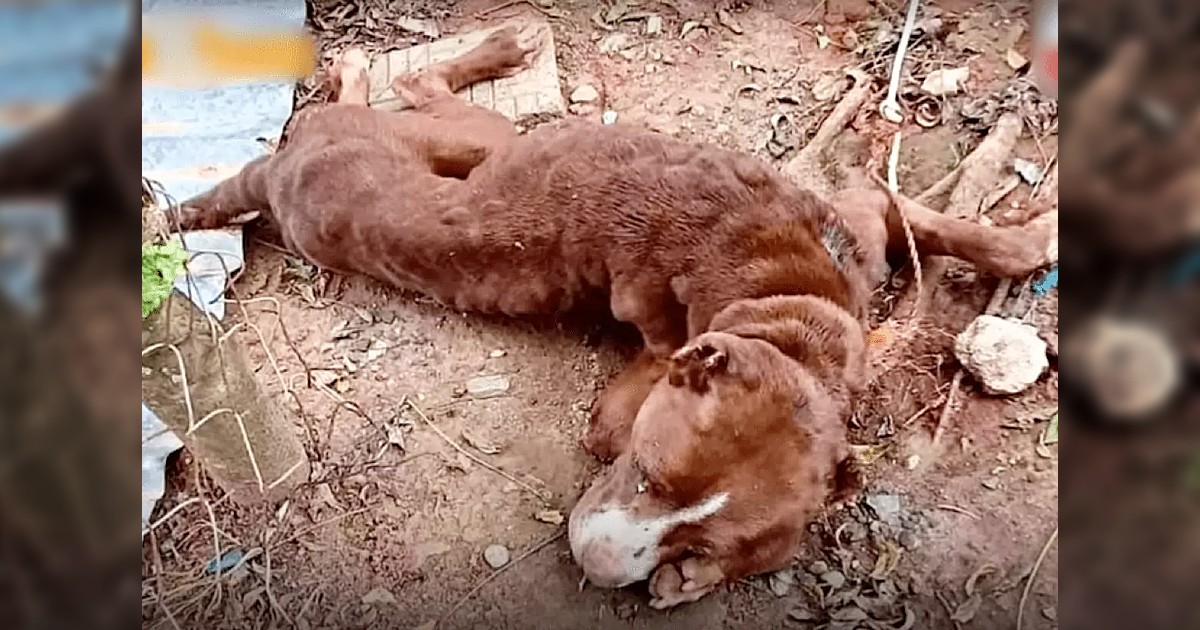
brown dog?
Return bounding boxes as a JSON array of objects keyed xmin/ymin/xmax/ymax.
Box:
[{"xmin": 167, "ymin": 26, "xmax": 1058, "ymax": 608}]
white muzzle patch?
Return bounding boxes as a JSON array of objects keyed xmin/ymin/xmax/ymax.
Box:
[{"xmin": 569, "ymin": 491, "xmax": 729, "ymax": 588}]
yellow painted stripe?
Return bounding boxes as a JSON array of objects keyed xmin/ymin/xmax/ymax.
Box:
[{"xmin": 142, "ymin": 19, "xmax": 315, "ymax": 85}]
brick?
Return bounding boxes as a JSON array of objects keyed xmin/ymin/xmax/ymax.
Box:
[{"xmin": 367, "ymin": 20, "xmax": 564, "ymax": 120}]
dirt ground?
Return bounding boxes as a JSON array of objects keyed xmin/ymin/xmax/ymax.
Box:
[{"xmin": 142, "ymin": 1, "xmax": 1059, "ymax": 628}]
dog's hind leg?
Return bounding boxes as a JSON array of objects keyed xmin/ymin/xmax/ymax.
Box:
[
  {"xmin": 835, "ymin": 180, "xmax": 1058, "ymax": 280},
  {"xmin": 385, "ymin": 25, "xmax": 546, "ymax": 178}
]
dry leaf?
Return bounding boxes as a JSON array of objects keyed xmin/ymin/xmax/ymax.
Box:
[
  {"xmin": 716, "ymin": 9, "xmax": 744, "ymax": 34},
  {"xmin": 950, "ymin": 593, "xmax": 982, "ymax": 623},
  {"xmin": 920, "ymin": 67, "xmax": 970, "ymax": 96},
  {"xmin": 814, "ymin": 25, "xmax": 831, "ymax": 49},
  {"xmin": 1006, "ymin": 48, "xmax": 1029, "ymax": 70},
  {"xmin": 461, "ymin": 429, "xmax": 502, "ymax": 454},
  {"xmin": 964, "ymin": 564, "xmax": 999, "ymax": 596},
  {"xmin": 811, "ymin": 74, "xmax": 845, "ymax": 102}
]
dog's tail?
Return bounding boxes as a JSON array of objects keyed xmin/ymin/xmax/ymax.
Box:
[{"xmin": 161, "ymin": 154, "xmax": 274, "ymax": 232}]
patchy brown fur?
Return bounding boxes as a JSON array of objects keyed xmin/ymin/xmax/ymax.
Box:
[{"xmin": 167, "ymin": 25, "xmax": 1059, "ymax": 606}]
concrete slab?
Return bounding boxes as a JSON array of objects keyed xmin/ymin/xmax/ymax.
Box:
[{"xmin": 368, "ymin": 21, "xmax": 564, "ymax": 120}]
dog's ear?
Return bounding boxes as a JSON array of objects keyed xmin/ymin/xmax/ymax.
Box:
[{"xmin": 667, "ymin": 343, "xmax": 728, "ymax": 392}]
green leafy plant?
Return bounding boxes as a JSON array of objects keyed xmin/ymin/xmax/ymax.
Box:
[{"xmin": 142, "ymin": 241, "xmax": 188, "ymax": 318}]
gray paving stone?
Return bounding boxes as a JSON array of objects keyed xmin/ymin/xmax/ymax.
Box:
[{"xmin": 368, "ymin": 20, "xmax": 564, "ymax": 120}]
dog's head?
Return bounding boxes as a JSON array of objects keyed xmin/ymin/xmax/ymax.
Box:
[{"xmin": 569, "ymin": 296, "xmax": 862, "ymax": 588}]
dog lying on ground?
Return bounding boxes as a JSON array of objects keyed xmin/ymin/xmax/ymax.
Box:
[{"xmin": 167, "ymin": 25, "xmax": 1059, "ymax": 609}]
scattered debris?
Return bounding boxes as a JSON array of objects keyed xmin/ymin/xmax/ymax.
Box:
[
  {"xmin": 535, "ymin": 509, "xmax": 564, "ymax": 525},
  {"xmin": 865, "ymin": 494, "xmax": 903, "ymax": 528},
  {"xmin": 397, "ymin": 16, "xmax": 441, "ymax": 39},
  {"xmin": 564, "ymin": 84, "xmax": 597, "ymax": 103},
  {"xmin": 1042, "ymin": 413, "xmax": 1059, "ymax": 446},
  {"xmin": 488, "ymin": 349, "xmax": 508, "ymax": 359},
  {"xmin": 950, "ymin": 593, "xmax": 983, "ymax": 623},
  {"xmin": 954, "ymin": 315, "xmax": 1049, "ymax": 395},
  {"xmin": 1006, "ymin": 48, "xmax": 1029, "ymax": 70},
  {"xmin": 361, "ymin": 586, "xmax": 398, "ymax": 606},
  {"xmin": 716, "ymin": 9, "xmax": 744, "ymax": 35},
  {"xmin": 645, "ymin": 15, "xmax": 663, "ymax": 36},
  {"xmin": 1013, "ymin": 157, "xmax": 1043, "ymax": 185},
  {"xmin": 811, "ymin": 74, "xmax": 845, "ymax": 102},
  {"xmin": 769, "ymin": 568, "xmax": 795, "ymax": 596},
  {"xmin": 821, "ymin": 570, "xmax": 847, "ymax": 589},
  {"xmin": 461, "ymin": 428, "xmax": 502, "ymax": 455},
  {"xmin": 484, "ymin": 544, "xmax": 511, "ymax": 569},
  {"xmin": 599, "ymin": 32, "xmax": 633, "ymax": 53},
  {"xmin": 466, "ymin": 375, "xmax": 511, "ymax": 399},
  {"xmin": 680, "ymin": 20, "xmax": 703, "ymax": 40},
  {"xmin": 981, "ymin": 477, "xmax": 1001, "ymax": 490},
  {"xmin": 1032, "ymin": 266, "xmax": 1058, "ymax": 296},
  {"xmin": 602, "ymin": 110, "xmax": 619, "ymax": 125},
  {"xmin": 920, "ymin": 66, "xmax": 970, "ymax": 96},
  {"xmin": 205, "ymin": 549, "xmax": 244, "ymax": 575}
]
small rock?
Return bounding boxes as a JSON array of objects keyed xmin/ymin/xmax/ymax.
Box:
[
  {"xmin": 534, "ymin": 509, "xmax": 564, "ymax": 525},
  {"xmin": 768, "ymin": 569, "xmax": 795, "ymax": 596},
  {"xmin": 865, "ymin": 494, "xmax": 903, "ymax": 527},
  {"xmin": 807, "ymin": 560, "xmax": 829, "ymax": 575},
  {"xmin": 645, "ymin": 15, "xmax": 663, "ymax": 36},
  {"xmin": 955, "ymin": 315, "xmax": 1049, "ymax": 395},
  {"xmin": 1013, "ymin": 158, "xmax": 1043, "ymax": 185},
  {"xmin": 842, "ymin": 521, "xmax": 868, "ymax": 542},
  {"xmin": 821, "ymin": 570, "xmax": 846, "ymax": 589},
  {"xmin": 599, "ymin": 32, "xmax": 633, "ymax": 53},
  {"xmin": 483, "ymin": 544, "xmax": 510, "ymax": 568},
  {"xmin": 906, "ymin": 454, "xmax": 921, "ymax": 470},
  {"xmin": 602, "ymin": 110, "xmax": 619, "ymax": 125},
  {"xmin": 920, "ymin": 66, "xmax": 970, "ymax": 96},
  {"xmin": 981, "ymin": 477, "xmax": 1001, "ymax": 490},
  {"xmin": 466, "ymin": 375, "xmax": 510, "ymax": 399},
  {"xmin": 789, "ymin": 606, "xmax": 817, "ymax": 622},
  {"xmin": 361, "ymin": 586, "xmax": 397, "ymax": 606},
  {"xmin": 898, "ymin": 530, "xmax": 921, "ymax": 550},
  {"xmin": 569, "ymin": 84, "xmax": 600, "ymax": 103},
  {"xmin": 488, "ymin": 349, "xmax": 507, "ymax": 358}
]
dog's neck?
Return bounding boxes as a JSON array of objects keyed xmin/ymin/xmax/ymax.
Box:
[
  {"xmin": 705, "ymin": 293, "xmax": 869, "ymax": 397},
  {"xmin": 679, "ymin": 215, "xmax": 871, "ymax": 338}
]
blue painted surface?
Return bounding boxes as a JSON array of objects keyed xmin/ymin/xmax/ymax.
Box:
[{"xmin": 1032, "ymin": 265, "xmax": 1059, "ymax": 297}]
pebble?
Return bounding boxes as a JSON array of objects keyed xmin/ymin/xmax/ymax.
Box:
[
  {"xmin": 602, "ymin": 110, "xmax": 619, "ymax": 125},
  {"xmin": 599, "ymin": 32, "xmax": 633, "ymax": 53},
  {"xmin": 483, "ymin": 544, "xmax": 510, "ymax": 568},
  {"xmin": 982, "ymin": 477, "xmax": 1001, "ymax": 490},
  {"xmin": 821, "ymin": 570, "xmax": 846, "ymax": 589},
  {"xmin": 898, "ymin": 531, "xmax": 921, "ymax": 550},
  {"xmin": 865, "ymin": 493, "xmax": 903, "ymax": 526},
  {"xmin": 807, "ymin": 560, "xmax": 829, "ymax": 575},
  {"xmin": 645, "ymin": 15, "xmax": 663, "ymax": 36},
  {"xmin": 569, "ymin": 84, "xmax": 600, "ymax": 103},
  {"xmin": 488, "ymin": 349, "xmax": 507, "ymax": 358},
  {"xmin": 466, "ymin": 375, "xmax": 510, "ymax": 399}
]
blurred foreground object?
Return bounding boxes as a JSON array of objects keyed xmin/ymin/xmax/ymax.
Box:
[
  {"xmin": 1062, "ymin": 316, "xmax": 1183, "ymax": 422},
  {"xmin": 142, "ymin": 8, "xmax": 315, "ymax": 87},
  {"xmin": 0, "ymin": 0, "xmax": 130, "ymax": 148},
  {"xmin": 1032, "ymin": 0, "xmax": 1057, "ymax": 99},
  {"xmin": 1060, "ymin": 2, "xmax": 1200, "ymax": 256},
  {"xmin": 0, "ymin": 200, "xmax": 65, "ymax": 316}
]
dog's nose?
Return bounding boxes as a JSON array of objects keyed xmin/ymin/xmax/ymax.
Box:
[{"xmin": 578, "ymin": 542, "xmax": 635, "ymax": 589}]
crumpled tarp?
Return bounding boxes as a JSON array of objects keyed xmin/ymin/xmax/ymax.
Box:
[{"xmin": 139, "ymin": 0, "xmax": 305, "ymax": 534}]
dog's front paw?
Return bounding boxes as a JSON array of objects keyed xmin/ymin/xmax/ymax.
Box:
[{"xmin": 648, "ymin": 558, "xmax": 724, "ymax": 609}]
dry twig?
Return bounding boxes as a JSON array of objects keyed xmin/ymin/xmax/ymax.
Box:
[
  {"xmin": 406, "ymin": 399, "xmax": 551, "ymax": 502},
  {"xmin": 1016, "ymin": 526, "xmax": 1058, "ymax": 630}
]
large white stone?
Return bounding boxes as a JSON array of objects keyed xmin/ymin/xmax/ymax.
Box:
[{"xmin": 954, "ymin": 315, "xmax": 1049, "ymax": 395}]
